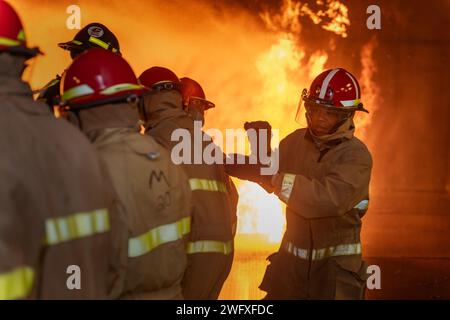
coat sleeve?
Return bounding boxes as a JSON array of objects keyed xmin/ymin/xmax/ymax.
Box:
[
  {"xmin": 273, "ymin": 147, "xmax": 372, "ymax": 219},
  {"xmin": 0, "ymin": 166, "xmax": 35, "ymax": 300}
]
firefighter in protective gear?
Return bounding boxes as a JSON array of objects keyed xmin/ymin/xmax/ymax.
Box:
[
  {"xmin": 228, "ymin": 68, "xmax": 372, "ymax": 299},
  {"xmin": 179, "ymin": 77, "xmax": 215, "ymax": 126},
  {"xmin": 37, "ymin": 22, "xmax": 121, "ymax": 110},
  {"xmin": 0, "ymin": 1, "xmax": 122, "ymax": 299},
  {"xmin": 60, "ymin": 49, "xmax": 192, "ymax": 300},
  {"xmin": 180, "ymin": 76, "xmax": 239, "ymax": 242},
  {"xmin": 180, "ymin": 76, "xmax": 239, "ymax": 221},
  {"xmin": 139, "ymin": 68, "xmax": 237, "ymax": 300}
]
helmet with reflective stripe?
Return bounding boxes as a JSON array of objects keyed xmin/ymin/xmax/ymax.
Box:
[
  {"xmin": 302, "ymin": 68, "xmax": 368, "ymax": 113},
  {"xmin": 180, "ymin": 77, "xmax": 215, "ymax": 111},
  {"xmin": 0, "ymin": 0, "xmax": 40, "ymax": 57},
  {"xmin": 61, "ymin": 48, "xmax": 143, "ymax": 109},
  {"xmin": 138, "ymin": 66, "xmax": 180, "ymax": 92},
  {"xmin": 58, "ymin": 22, "xmax": 121, "ymax": 59}
]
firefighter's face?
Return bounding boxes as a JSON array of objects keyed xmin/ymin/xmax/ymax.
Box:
[
  {"xmin": 306, "ymin": 103, "xmax": 347, "ymax": 136},
  {"xmin": 186, "ymin": 97, "xmax": 214, "ymax": 126},
  {"xmin": 187, "ymin": 107, "xmax": 205, "ymax": 126}
]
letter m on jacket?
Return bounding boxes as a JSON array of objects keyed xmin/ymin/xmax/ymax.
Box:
[{"xmin": 149, "ymin": 170, "xmax": 169, "ymax": 189}]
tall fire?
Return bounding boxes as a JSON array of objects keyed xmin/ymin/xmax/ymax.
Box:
[{"xmin": 8, "ymin": 0, "xmax": 449, "ymax": 300}]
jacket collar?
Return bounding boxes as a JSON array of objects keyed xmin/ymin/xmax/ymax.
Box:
[
  {"xmin": 75, "ymin": 102, "xmax": 141, "ymax": 140},
  {"xmin": 0, "ymin": 74, "xmax": 51, "ymax": 116},
  {"xmin": 143, "ymin": 90, "xmax": 189, "ymax": 130}
]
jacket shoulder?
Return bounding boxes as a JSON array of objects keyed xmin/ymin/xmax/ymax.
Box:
[
  {"xmin": 280, "ymin": 128, "xmax": 306, "ymax": 146},
  {"xmin": 340, "ymin": 136, "xmax": 373, "ymax": 165},
  {"xmin": 125, "ymin": 132, "xmax": 167, "ymax": 156}
]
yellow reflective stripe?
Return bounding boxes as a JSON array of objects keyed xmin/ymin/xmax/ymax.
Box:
[
  {"xmin": 71, "ymin": 40, "xmax": 83, "ymax": 45},
  {"xmin": 88, "ymin": 36, "xmax": 112, "ymax": 50},
  {"xmin": 0, "ymin": 37, "xmax": 21, "ymax": 47},
  {"xmin": 280, "ymin": 173, "xmax": 296, "ymax": 202},
  {"xmin": 128, "ymin": 216, "xmax": 191, "ymax": 258},
  {"xmin": 283, "ymin": 241, "xmax": 361, "ymax": 261},
  {"xmin": 45, "ymin": 209, "xmax": 110, "ymax": 245},
  {"xmin": 189, "ymin": 179, "xmax": 227, "ymax": 193},
  {"xmin": 354, "ymin": 199, "xmax": 369, "ymax": 211},
  {"xmin": 17, "ymin": 30, "xmax": 26, "ymax": 42},
  {"xmin": 187, "ymin": 240, "xmax": 233, "ymax": 255},
  {"xmin": 0, "ymin": 267, "xmax": 34, "ymax": 300},
  {"xmin": 100, "ymin": 83, "xmax": 142, "ymax": 96},
  {"xmin": 62, "ymin": 84, "xmax": 94, "ymax": 102}
]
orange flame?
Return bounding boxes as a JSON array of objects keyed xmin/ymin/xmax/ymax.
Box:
[{"xmin": 356, "ymin": 36, "xmax": 379, "ymax": 138}]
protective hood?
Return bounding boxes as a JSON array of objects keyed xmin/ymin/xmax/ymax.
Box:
[
  {"xmin": 143, "ymin": 90, "xmax": 186, "ymax": 130},
  {"xmin": 306, "ymin": 116, "xmax": 355, "ymax": 150}
]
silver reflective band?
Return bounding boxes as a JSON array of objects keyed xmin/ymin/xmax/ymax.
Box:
[
  {"xmin": 283, "ymin": 241, "xmax": 361, "ymax": 261},
  {"xmin": 280, "ymin": 174, "xmax": 296, "ymax": 202},
  {"xmin": 285, "ymin": 241, "xmax": 308, "ymax": 259},
  {"xmin": 354, "ymin": 199, "xmax": 369, "ymax": 211},
  {"xmin": 45, "ymin": 209, "xmax": 109, "ymax": 245}
]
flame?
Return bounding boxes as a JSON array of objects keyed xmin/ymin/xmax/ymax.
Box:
[
  {"xmin": 300, "ymin": 0, "xmax": 350, "ymax": 38},
  {"xmin": 236, "ymin": 181, "xmax": 285, "ymax": 243},
  {"xmin": 355, "ymin": 36, "xmax": 379, "ymax": 138},
  {"xmin": 9, "ymin": 0, "xmax": 363, "ymax": 299},
  {"xmin": 260, "ymin": 0, "xmax": 302, "ymax": 34}
]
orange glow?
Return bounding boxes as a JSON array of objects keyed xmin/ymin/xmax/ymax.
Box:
[
  {"xmin": 355, "ymin": 36, "xmax": 379, "ymax": 138},
  {"xmin": 9, "ymin": 0, "xmax": 374, "ymax": 299}
]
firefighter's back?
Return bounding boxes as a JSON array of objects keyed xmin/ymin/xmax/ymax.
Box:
[
  {"xmin": 94, "ymin": 128, "xmax": 191, "ymax": 299},
  {"xmin": 1, "ymin": 92, "xmax": 113, "ymax": 299}
]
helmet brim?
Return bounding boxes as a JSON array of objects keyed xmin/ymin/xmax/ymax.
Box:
[
  {"xmin": 302, "ymin": 96, "xmax": 369, "ymax": 113},
  {"xmin": 58, "ymin": 40, "xmax": 83, "ymax": 51},
  {"xmin": 5, "ymin": 45, "xmax": 43, "ymax": 58}
]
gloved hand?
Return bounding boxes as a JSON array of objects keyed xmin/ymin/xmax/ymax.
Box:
[
  {"xmin": 225, "ymin": 153, "xmax": 275, "ymax": 193},
  {"xmin": 244, "ymin": 121, "xmax": 272, "ymax": 163}
]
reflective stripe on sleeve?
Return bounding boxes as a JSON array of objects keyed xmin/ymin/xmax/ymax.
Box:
[
  {"xmin": 279, "ymin": 173, "xmax": 296, "ymax": 202},
  {"xmin": 0, "ymin": 266, "xmax": 34, "ymax": 300},
  {"xmin": 45, "ymin": 209, "xmax": 110, "ymax": 245},
  {"xmin": 354, "ymin": 199, "xmax": 369, "ymax": 211}
]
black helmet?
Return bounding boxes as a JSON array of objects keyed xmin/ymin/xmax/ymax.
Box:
[{"xmin": 58, "ymin": 22, "xmax": 121, "ymax": 59}]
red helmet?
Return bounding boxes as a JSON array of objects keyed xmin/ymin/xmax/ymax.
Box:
[
  {"xmin": 0, "ymin": 0, "xmax": 40, "ymax": 57},
  {"xmin": 301, "ymin": 68, "xmax": 368, "ymax": 113},
  {"xmin": 180, "ymin": 77, "xmax": 215, "ymax": 111},
  {"xmin": 138, "ymin": 66, "xmax": 180, "ymax": 91},
  {"xmin": 61, "ymin": 48, "xmax": 143, "ymax": 109}
]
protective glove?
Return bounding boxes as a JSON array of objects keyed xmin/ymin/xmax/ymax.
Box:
[{"xmin": 244, "ymin": 121, "xmax": 272, "ymax": 163}]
